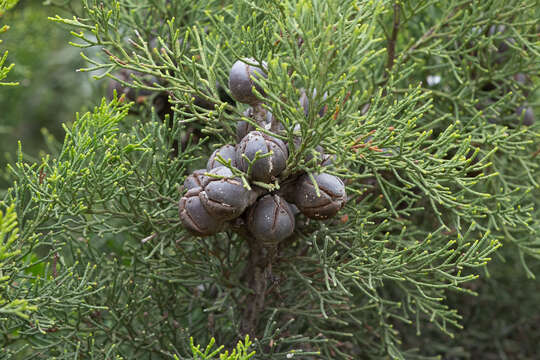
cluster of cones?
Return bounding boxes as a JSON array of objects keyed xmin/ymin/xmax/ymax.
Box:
[{"xmin": 178, "ymin": 58, "xmax": 347, "ymax": 247}]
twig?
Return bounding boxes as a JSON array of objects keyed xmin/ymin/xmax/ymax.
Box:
[
  {"xmin": 385, "ymin": 1, "xmax": 401, "ymax": 74},
  {"xmin": 380, "ymin": 1, "xmax": 400, "ymax": 97},
  {"xmin": 141, "ymin": 232, "xmax": 157, "ymax": 244},
  {"xmin": 52, "ymin": 251, "xmax": 58, "ymax": 280}
]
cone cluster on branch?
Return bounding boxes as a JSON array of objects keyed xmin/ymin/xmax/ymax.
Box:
[{"xmin": 178, "ymin": 58, "xmax": 347, "ymax": 247}]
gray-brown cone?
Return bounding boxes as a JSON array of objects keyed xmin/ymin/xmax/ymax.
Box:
[
  {"xmin": 236, "ymin": 131, "xmax": 288, "ymax": 183},
  {"xmin": 516, "ymin": 106, "xmax": 535, "ymax": 126},
  {"xmin": 179, "ymin": 188, "xmax": 224, "ymax": 236},
  {"xmin": 207, "ymin": 144, "xmax": 237, "ymax": 170},
  {"xmin": 228, "ymin": 58, "xmax": 267, "ymax": 105},
  {"xmin": 199, "ymin": 167, "xmax": 255, "ymax": 220},
  {"xmin": 293, "ymin": 173, "xmax": 346, "ymax": 220},
  {"xmin": 248, "ymin": 194, "xmax": 295, "ymax": 246},
  {"xmin": 300, "ymin": 88, "xmax": 328, "ymax": 118},
  {"xmin": 184, "ymin": 169, "xmax": 210, "ymax": 192}
]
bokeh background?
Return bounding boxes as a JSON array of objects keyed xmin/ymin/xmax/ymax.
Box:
[
  {"xmin": 0, "ymin": 0, "xmax": 98, "ymax": 187},
  {"xmin": 1, "ymin": 1, "xmax": 539, "ymax": 359}
]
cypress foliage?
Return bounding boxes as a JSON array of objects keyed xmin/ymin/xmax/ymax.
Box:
[
  {"xmin": 0, "ymin": 18, "xmax": 17, "ymax": 86},
  {"xmin": 1, "ymin": 0, "xmax": 539, "ymax": 358}
]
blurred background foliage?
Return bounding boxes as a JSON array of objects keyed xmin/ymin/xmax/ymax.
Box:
[
  {"xmin": 0, "ymin": 0, "xmax": 96, "ymax": 187},
  {"xmin": 0, "ymin": 1, "xmax": 539, "ymax": 359},
  {"xmin": 402, "ymin": 247, "xmax": 540, "ymax": 360}
]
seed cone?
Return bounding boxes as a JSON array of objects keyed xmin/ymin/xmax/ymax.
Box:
[
  {"xmin": 247, "ymin": 194, "xmax": 295, "ymax": 246},
  {"xmin": 294, "ymin": 173, "xmax": 347, "ymax": 220},
  {"xmin": 179, "ymin": 188, "xmax": 224, "ymax": 236},
  {"xmin": 236, "ymin": 131, "xmax": 288, "ymax": 183},
  {"xmin": 228, "ymin": 58, "xmax": 267, "ymax": 105},
  {"xmin": 207, "ymin": 145, "xmax": 237, "ymax": 170},
  {"xmin": 199, "ymin": 167, "xmax": 255, "ymax": 220}
]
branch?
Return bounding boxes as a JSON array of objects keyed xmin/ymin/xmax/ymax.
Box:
[
  {"xmin": 385, "ymin": 1, "xmax": 401, "ymax": 74},
  {"xmin": 239, "ymin": 235, "xmax": 269, "ymax": 338}
]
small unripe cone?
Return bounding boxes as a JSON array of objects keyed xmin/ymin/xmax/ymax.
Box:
[
  {"xmin": 487, "ymin": 24, "xmax": 516, "ymax": 62},
  {"xmin": 300, "ymin": 88, "xmax": 328, "ymax": 118},
  {"xmin": 237, "ymin": 108, "xmax": 277, "ymax": 141},
  {"xmin": 228, "ymin": 58, "xmax": 267, "ymax": 105},
  {"xmin": 294, "ymin": 173, "xmax": 346, "ymax": 220},
  {"xmin": 236, "ymin": 109, "xmax": 259, "ymax": 142},
  {"xmin": 199, "ymin": 167, "xmax": 255, "ymax": 220},
  {"xmin": 305, "ymin": 145, "xmax": 325, "ymax": 164},
  {"xmin": 236, "ymin": 131, "xmax": 288, "ymax": 183},
  {"xmin": 207, "ymin": 145, "xmax": 237, "ymax": 170},
  {"xmin": 179, "ymin": 188, "xmax": 224, "ymax": 236},
  {"xmin": 320, "ymin": 153, "xmax": 336, "ymax": 167},
  {"xmin": 380, "ymin": 147, "xmax": 396, "ymax": 157},
  {"xmin": 516, "ymin": 106, "xmax": 535, "ymax": 126},
  {"xmin": 514, "ymin": 73, "xmax": 531, "ymax": 97},
  {"xmin": 242, "ymin": 107, "xmax": 273, "ymax": 124},
  {"xmin": 290, "ymin": 132, "xmax": 334, "ymax": 166},
  {"xmin": 488, "ymin": 25, "xmax": 506, "ymax": 36},
  {"xmin": 248, "ymin": 194, "xmax": 295, "ymax": 246},
  {"xmin": 293, "ymin": 138, "xmax": 325, "ymax": 165},
  {"xmin": 514, "ymin": 73, "xmax": 528, "ymax": 85}
]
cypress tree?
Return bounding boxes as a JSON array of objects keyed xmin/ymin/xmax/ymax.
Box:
[{"xmin": 1, "ymin": 0, "xmax": 539, "ymax": 358}]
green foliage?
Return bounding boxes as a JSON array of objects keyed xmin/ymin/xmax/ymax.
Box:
[
  {"xmin": 1, "ymin": 0, "xmax": 539, "ymax": 359},
  {"xmin": 0, "ymin": 46, "xmax": 16, "ymax": 85},
  {"xmin": 0, "ymin": 22, "xmax": 17, "ymax": 86},
  {"xmin": 0, "ymin": 204, "xmax": 37, "ymax": 320},
  {"xmin": 0, "ymin": 1, "xmax": 93, "ymax": 181},
  {"xmin": 0, "ymin": 0, "xmax": 18, "ymax": 86},
  {"xmin": 0, "ymin": 0, "xmax": 19, "ymax": 13},
  {"xmin": 401, "ymin": 244, "xmax": 540, "ymax": 359},
  {"xmin": 187, "ymin": 336, "xmax": 255, "ymax": 360}
]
